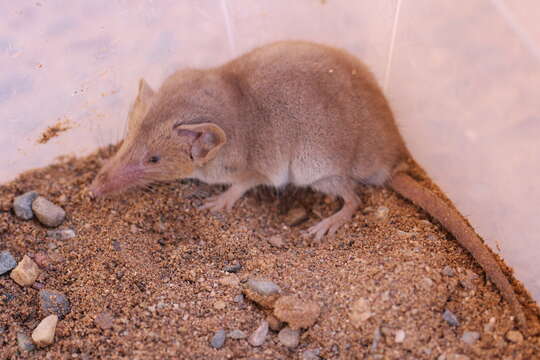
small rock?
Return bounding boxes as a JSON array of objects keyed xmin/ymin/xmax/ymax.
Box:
[
  {"xmin": 228, "ymin": 329, "xmax": 247, "ymax": 339},
  {"xmin": 273, "ymin": 295, "xmax": 321, "ymax": 330},
  {"xmin": 219, "ymin": 274, "xmax": 240, "ymax": 287},
  {"xmin": 248, "ymin": 320, "xmax": 269, "ymax": 347},
  {"xmin": 224, "ymin": 263, "xmax": 242, "ymax": 273},
  {"xmin": 302, "ymin": 349, "xmax": 321, "ymax": 360},
  {"xmin": 46, "ymin": 228, "xmax": 76, "ymax": 240},
  {"xmin": 395, "ymin": 329, "xmax": 406, "ymax": 343},
  {"xmin": 442, "ymin": 266, "xmax": 455, "ymax": 277},
  {"xmin": 443, "ymin": 309, "xmax": 459, "ymax": 327},
  {"xmin": 244, "ymin": 279, "xmax": 281, "ymax": 309},
  {"xmin": 461, "ymin": 331, "xmax": 480, "ymax": 345},
  {"xmin": 210, "ymin": 329, "xmax": 226, "ymax": 349},
  {"xmin": 460, "ymin": 270, "xmax": 479, "ymax": 290},
  {"xmin": 32, "ymin": 314, "xmax": 58, "ymax": 347},
  {"xmin": 13, "ymin": 191, "xmax": 39, "ymax": 220},
  {"xmin": 233, "ymin": 294, "xmax": 244, "ymax": 303},
  {"xmin": 32, "ymin": 197, "xmax": 66, "ymax": 227},
  {"xmin": 1, "ymin": 292, "xmax": 15, "ymax": 303},
  {"xmin": 39, "ymin": 289, "xmax": 71, "ymax": 319},
  {"xmin": 285, "ymin": 207, "xmax": 308, "ymax": 226},
  {"xmin": 505, "ymin": 330, "xmax": 523, "ymax": 344},
  {"xmin": 421, "ymin": 277, "xmax": 434, "ymax": 289},
  {"xmin": 350, "ymin": 298, "xmax": 372, "ymax": 328},
  {"xmin": 17, "ymin": 332, "xmax": 36, "ymax": 352},
  {"xmin": 94, "ymin": 312, "xmax": 114, "ymax": 330},
  {"xmin": 0, "ymin": 250, "xmax": 17, "ymax": 275},
  {"xmin": 267, "ymin": 314, "xmax": 284, "ymax": 331},
  {"xmin": 374, "ymin": 206, "xmax": 389, "ymax": 219},
  {"xmin": 483, "ymin": 317, "xmax": 496, "ymax": 332},
  {"xmin": 10, "ymin": 255, "xmax": 40, "ymax": 286},
  {"xmin": 278, "ymin": 326, "xmax": 300, "ymax": 348},
  {"xmin": 213, "ymin": 300, "xmax": 226, "ymax": 310},
  {"xmin": 268, "ymin": 235, "xmax": 285, "ymax": 248},
  {"xmin": 447, "ymin": 355, "xmax": 470, "ymax": 360},
  {"xmin": 33, "ymin": 252, "xmax": 51, "ymax": 269}
]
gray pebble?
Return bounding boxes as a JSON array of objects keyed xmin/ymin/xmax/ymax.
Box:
[
  {"xmin": 224, "ymin": 263, "xmax": 242, "ymax": 273},
  {"xmin": 233, "ymin": 294, "xmax": 244, "ymax": 303},
  {"xmin": 247, "ymin": 279, "xmax": 281, "ymax": 296},
  {"xmin": 13, "ymin": 191, "xmax": 39, "ymax": 220},
  {"xmin": 442, "ymin": 266, "xmax": 455, "ymax": 277},
  {"xmin": 228, "ymin": 329, "xmax": 247, "ymax": 339},
  {"xmin": 278, "ymin": 326, "xmax": 300, "ymax": 348},
  {"xmin": 39, "ymin": 289, "xmax": 71, "ymax": 319},
  {"xmin": 0, "ymin": 251, "xmax": 17, "ymax": 275},
  {"xmin": 461, "ymin": 331, "xmax": 480, "ymax": 345},
  {"xmin": 302, "ymin": 349, "xmax": 321, "ymax": 360},
  {"xmin": 32, "ymin": 197, "xmax": 66, "ymax": 227},
  {"xmin": 210, "ymin": 329, "xmax": 226, "ymax": 349},
  {"xmin": 47, "ymin": 228, "xmax": 76, "ymax": 240},
  {"xmin": 443, "ymin": 309, "xmax": 460, "ymax": 327},
  {"xmin": 17, "ymin": 332, "xmax": 35, "ymax": 352},
  {"xmin": 248, "ymin": 320, "xmax": 269, "ymax": 347}
]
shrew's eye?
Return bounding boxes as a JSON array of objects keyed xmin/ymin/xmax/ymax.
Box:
[{"xmin": 148, "ymin": 155, "xmax": 160, "ymax": 164}]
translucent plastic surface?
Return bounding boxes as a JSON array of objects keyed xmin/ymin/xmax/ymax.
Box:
[{"xmin": 1, "ymin": 1, "xmax": 539, "ymax": 301}]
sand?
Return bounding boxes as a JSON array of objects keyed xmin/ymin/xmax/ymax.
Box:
[{"xmin": 0, "ymin": 145, "xmax": 539, "ymax": 359}]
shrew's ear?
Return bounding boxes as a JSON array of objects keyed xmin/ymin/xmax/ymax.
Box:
[
  {"xmin": 175, "ymin": 122, "xmax": 227, "ymax": 165},
  {"xmin": 127, "ymin": 78, "xmax": 155, "ymax": 133}
]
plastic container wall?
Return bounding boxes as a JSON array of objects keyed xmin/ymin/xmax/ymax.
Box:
[{"xmin": 1, "ymin": 0, "xmax": 539, "ymax": 301}]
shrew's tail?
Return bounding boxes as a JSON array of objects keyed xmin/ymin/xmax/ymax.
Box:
[{"xmin": 388, "ymin": 172, "xmax": 526, "ymax": 327}]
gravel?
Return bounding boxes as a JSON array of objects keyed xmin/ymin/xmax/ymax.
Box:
[
  {"xmin": 17, "ymin": 332, "xmax": 35, "ymax": 352},
  {"xmin": 278, "ymin": 326, "xmax": 300, "ymax": 348},
  {"xmin": 13, "ymin": 191, "xmax": 39, "ymax": 220},
  {"xmin": 443, "ymin": 309, "xmax": 460, "ymax": 327},
  {"xmin": 461, "ymin": 331, "xmax": 480, "ymax": 345},
  {"xmin": 39, "ymin": 289, "xmax": 71, "ymax": 319},
  {"xmin": 210, "ymin": 329, "xmax": 226, "ymax": 349},
  {"xmin": 32, "ymin": 314, "xmax": 58, "ymax": 347},
  {"xmin": 46, "ymin": 228, "xmax": 76, "ymax": 240},
  {"xmin": 0, "ymin": 251, "xmax": 17, "ymax": 275},
  {"xmin": 10, "ymin": 255, "xmax": 40, "ymax": 286},
  {"xmin": 32, "ymin": 196, "xmax": 66, "ymax": 227},
  {"xmin": 228, "ymin": 329, "xmax": 247, "ymax": 339},
  {"xmin": 246, "ymin": 279, "xmax": 281, "ymax": 296},
  {"xmin": 248, "ymin": 320, "xmax": 269, "ymax": 347}
]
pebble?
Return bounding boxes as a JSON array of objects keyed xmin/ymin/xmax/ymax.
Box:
[
  {"xmin": 13, "ymin": 191, "xmax": 39, "ymax": 220},
  {"xmin": 505, "ymin": 330, "xmax": 523, "ymax": 344},
  {"xmin": 94, "ymin": 312, "xmax": 114, "ymax": 330},
  {"xmin": 10, "ymin": 255, "xmax": 40, "ymax": 286},
  {"xmin": 247, "ymin": 279, "xmax": 281, "ymax": 295},
  {"xmin": 224, "ymin": 263, "xmax": 242, "ymax": 273},
  {"xmin": 210, "ymin": 329, "xmax": 226, "ymax": 349},
  {"xmin": 302, "ymin": 349, "xmax": 321, "ymax": 360},
  {"xmin": 33, "ymin": 252, "xmax": 51, "ymax": 269},
  {"xmin": 46, "ymin": 228, "xmax": 76, "ymax": 240},
  {"xmin": 267, "ymin": 235, "xmax": 285, "ymax": 248},
  {"xmin": 17, "ymin": 332, "xmax": 36, "ymax": 352},
  {"xmin": 0, "ymin": 250, "xmax": 17, "ymax": 275},
  {"xmin": 442, "ymin": 266, "xmax": 455, "ymax": 277},
  {"xmin": 273, "ymin": 295, "xmax": 321, "ymax": 330},
  {"xmin": 461, "ymin": 331, "xmax": 480, "ymax": 345},
  {"xmin": 349, "ymin": 298, "xmax": 373, "ymax": 328},
  {"xmin": 443, "ymin": 309, "xmax": 459, "ymax": 327},
  {"xmin": 39, "ymin": 289, "xmax": 71, "ymax": 319},
  {"xmin": 32, "ymin": 314, "xmax": 58, "ymax": 347},
  {"xmin": 228, "ymin": 329, "xmax": 247, "ymax": 339},
  {"xmin": 248, "ymin": 320, "xmax": 269, "ymax": 347},
  {"xmin": 374, "ymin": 206, "xmax": 389, "ymax": 219},
  {"xmin": 233, "ymin": 294, "xmax": 244, "ymax": 303},
  {"xmin": 483, "ymin": 317, "xmax": 496, "ymax": 332},
  {"xmin": 244, "ymin": 279, "xmax": 281, "ymax": 309},
  {"xmin": 395, "ymin": 329, "xmax": 406, "ymax": 343},
  {"xmin": 278, "ymin": 326, "xmax": 300, "ymax": 348},
  {"xmin": 445, "ymin": 355, "xmax": 470, "ymax": 360},
  {"xmin": 285, "ymin": 207, "xmax": 308, "ymax": 226},
  {"xmin": 32, "ymin": 196, "xmax": 66, "ymax": 227},
  {"xmin": 213, "ymin": 300, "xmax": 226, "ymax": 310}
]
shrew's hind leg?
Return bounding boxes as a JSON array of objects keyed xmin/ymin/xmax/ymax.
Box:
[{"xmin": 306, "ymin": 176, "xmax": 361, "ymax": 241}]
